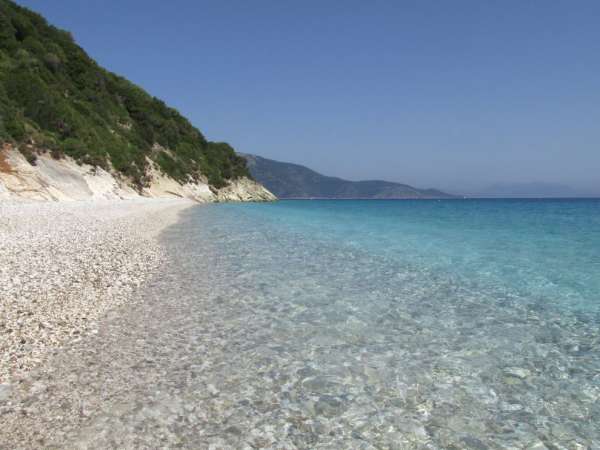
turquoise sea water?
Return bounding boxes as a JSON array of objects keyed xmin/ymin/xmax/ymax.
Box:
[
  {"xmin": 223, "ymin": 199, "xmax": 600, "ymax": 315},
  {"xmin": 156, "ymin": 199, "xmax": 600, "ymax": 448}
]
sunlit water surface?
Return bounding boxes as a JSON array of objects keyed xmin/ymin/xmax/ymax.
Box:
[{"xmin": 155, "ymin": 199, "xmax": 600, "ymax": 448}]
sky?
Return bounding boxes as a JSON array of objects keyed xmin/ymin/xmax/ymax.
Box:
[{"xmin": 16, "ymin": 0, "xmax": 600, "ymax": 195}]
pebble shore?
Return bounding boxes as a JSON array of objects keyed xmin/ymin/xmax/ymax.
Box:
[
  {"xmin": 0, "ymin": 201, "xmax": 598, "ymax": 448},
  {"xmin": 0, "ymin": 199, "xmax": 194, "ymax": 383}
]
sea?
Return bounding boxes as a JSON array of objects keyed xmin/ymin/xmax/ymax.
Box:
[{"xmin": 155, "ymin": 199, "xmax": 600, "ymax": 448}]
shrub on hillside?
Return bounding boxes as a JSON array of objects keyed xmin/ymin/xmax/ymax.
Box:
[{"xmin": 0, "ymin": 0, "xmax": 252, "ymax": 190}]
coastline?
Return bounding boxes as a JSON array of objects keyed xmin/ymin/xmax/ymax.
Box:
[
  {"xmin": 0, "ymin": 199, "xmax": 598, "ymax": 448},
  {"xmin": 0, "ymin": 198, "xmax": 195, "ymax": 384}
]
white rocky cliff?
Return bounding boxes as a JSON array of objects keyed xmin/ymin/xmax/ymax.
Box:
[{"xmin": 0, "ymin": 144, "xmax": 276, "ymax": 203}]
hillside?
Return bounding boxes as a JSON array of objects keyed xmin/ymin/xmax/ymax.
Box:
[
  {"xmin": 243, "ymin": 154, "xmax": 454, "ymax": 199},
  {"xmin": 0, "ymin": 0, "xmax": 273, "ymax": 200}
]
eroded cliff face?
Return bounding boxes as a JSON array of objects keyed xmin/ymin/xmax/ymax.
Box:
[
  {"xmin": 214, "ymin": 177, "xmax": 278, "ymax": 202},
  {"xmin": 0, "ymin": 145, "xmax": 276, "ymax": 203}
]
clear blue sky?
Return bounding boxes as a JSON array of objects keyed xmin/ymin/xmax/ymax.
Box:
[{"xmin": 16, "ymin": 0, "xmax": 600, "ymax": 194}]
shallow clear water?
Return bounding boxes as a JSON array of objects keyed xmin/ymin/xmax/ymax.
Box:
[
  {"xmin": 221, "ymin": 199, "xmax": 600, "ymax": 315},
  {"xmin": 150, "ymin": 199, "xmax": 600, "ymax": 448},
  {"xmin": 5, "ymin": 199, "xmax": 600, "ymax": 449}
]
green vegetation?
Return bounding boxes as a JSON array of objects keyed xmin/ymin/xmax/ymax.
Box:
[{"xmin": 0, "ymin": 0, "xmax": 250, "ymax": 188}]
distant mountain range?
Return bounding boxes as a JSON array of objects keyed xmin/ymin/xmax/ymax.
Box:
[{"xmin": 242, "ymin": 154, "xmax": 454, "ymax": 199}]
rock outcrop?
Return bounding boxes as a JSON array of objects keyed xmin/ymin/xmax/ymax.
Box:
[{"xmin": 0, "ymin": 145, "xmax": 276, "ymax": 203}]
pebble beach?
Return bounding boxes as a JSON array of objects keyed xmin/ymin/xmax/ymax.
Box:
[{"xmin": 0, "ymin": 199, "xmax": 193, "ymax": 383}]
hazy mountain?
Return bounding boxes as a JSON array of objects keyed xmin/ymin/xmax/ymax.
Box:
[{"xmin": 242, "ymin": 154, "xmax": 454, "ymax": 199}]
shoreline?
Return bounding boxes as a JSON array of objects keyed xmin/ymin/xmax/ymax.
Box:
[
  {"xmin": 0, "ymin": 198, "xmax": 195, "ymax": 384},
  {"xmin": 0, "ymin": 199, "xmax": 598, "ymax": 448}
]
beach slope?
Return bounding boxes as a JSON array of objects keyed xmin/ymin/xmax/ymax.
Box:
[{"xmin": 0, "ymin": 198, "xmax": 193, "ymax": 383}]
